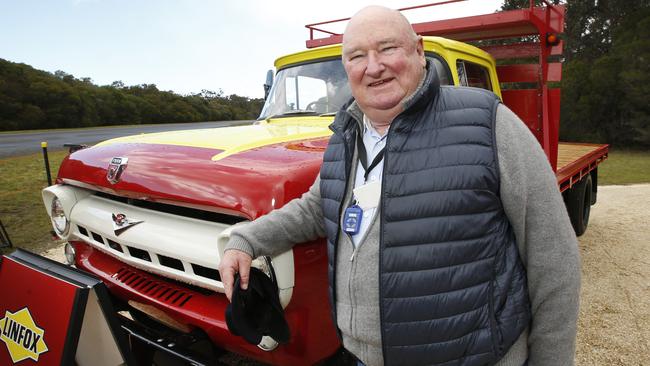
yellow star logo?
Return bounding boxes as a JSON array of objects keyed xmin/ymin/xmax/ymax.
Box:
[{"xmin": 0, "ymin": 308, "xmax": 48, "ymax": 363}]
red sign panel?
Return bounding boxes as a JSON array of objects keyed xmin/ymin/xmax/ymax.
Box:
[
  {"xmin": 0, "ymin": 250, "xmax": 133, "ymax": 365},
  {"xmin": 0, "ymin": 255, "xmax": 85, "ymax": 365}
]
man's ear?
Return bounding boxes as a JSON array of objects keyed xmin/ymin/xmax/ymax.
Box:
[{"xmin": 416, "ymin": 35, "xmax": 426, "ymax": 67}]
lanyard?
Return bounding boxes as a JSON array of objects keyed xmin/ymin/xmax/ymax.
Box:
[{"xmin": 356, "ymin": 131, "xmax": 386, "ymax": 183}]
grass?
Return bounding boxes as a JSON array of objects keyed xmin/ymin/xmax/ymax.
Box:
[
  {"xmin": 0, "ymin": 150, "xmax": 68, "ymax": 255},
  {"xmin": 597, "ymin": 149, "xmax": 650, "ymax": 185},
  {"xmin": 0, "ymin": 148, "xmax": 648, "ymax": 256}
]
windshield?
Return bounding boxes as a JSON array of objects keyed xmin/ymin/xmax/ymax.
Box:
[
  {"xmin": 259, "ymin": 59, "xmax": 352, "ymax": 119},
  {"xmin": 258, "ymin": 55, "xmax": 452, "ymax": 120}
]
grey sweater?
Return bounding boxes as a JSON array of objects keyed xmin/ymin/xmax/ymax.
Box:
[{"xmin": 226, "ymin": 104, "xmax": 581, "ymax": 366}]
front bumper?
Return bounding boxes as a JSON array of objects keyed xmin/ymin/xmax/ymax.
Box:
[{"xmin": 71, "ymin": 240, "xmax": 339, "ymax": 366}]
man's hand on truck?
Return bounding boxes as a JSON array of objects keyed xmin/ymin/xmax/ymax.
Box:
[{"xmin": 218, "ymin": 250, "xmax": 252, "ymax": 301}]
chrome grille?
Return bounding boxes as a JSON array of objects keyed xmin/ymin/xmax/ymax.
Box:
[{"xmin": 76, "ymin": 224, "xmax": 221, "ymax": 284}]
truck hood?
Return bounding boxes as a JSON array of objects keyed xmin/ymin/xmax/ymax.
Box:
[{"xmin": 57, "ymin": 120, "xmax": 332, "ymax": 219}]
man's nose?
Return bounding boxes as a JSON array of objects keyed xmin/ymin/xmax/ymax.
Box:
[{"xmin": 365, "ymin": 51, "xmax": 385, "ymax": 78}]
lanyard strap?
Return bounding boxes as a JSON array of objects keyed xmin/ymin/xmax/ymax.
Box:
[{"xmin": 356, "ymin": 131, "xmax": 386, "ymax": 182}]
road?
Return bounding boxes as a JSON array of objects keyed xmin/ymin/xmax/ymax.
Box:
[{"xmin": 0, "ymin": 120, "xmax": 253, "ymax": 158}]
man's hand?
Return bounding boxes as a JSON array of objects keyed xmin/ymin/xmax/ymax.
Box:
[{"xmin": 218, "ymin": 249, "xmax": 253, "ymax": 302}]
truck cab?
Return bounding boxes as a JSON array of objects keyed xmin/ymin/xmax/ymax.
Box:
[{"xmin": 261, "ymin": 37, "xmax": 500, "ymax": 122}]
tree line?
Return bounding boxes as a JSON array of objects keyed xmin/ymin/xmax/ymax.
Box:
[
  {"xmin": 0, "ymin": 59, "xmax": 264, "ymax": 131},
  {"xmin": 502, "ymin": 0, "xmax": 650, "ymax": 148}
]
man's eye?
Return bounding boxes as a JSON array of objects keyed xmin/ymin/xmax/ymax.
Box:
[
  {"xmin": 349, "ymin": 54, "xmax": 363, "ymax": 61},
  {"xmin": 381, "ymin": 46, "xmax": 396, "ymax": 52}
]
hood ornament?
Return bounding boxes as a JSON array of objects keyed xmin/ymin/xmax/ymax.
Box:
[
  {"xmin": 112, "ymin": 213, "xmax": 143, "ymax": 236},
  {"xmin": 107, "ymin": 157, "xmax": 128, "ymax": 184}
]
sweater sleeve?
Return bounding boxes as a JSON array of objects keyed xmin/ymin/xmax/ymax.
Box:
[
  {"xmin": 225, "ymin": 175, "xmax": 326, "ymax": 258},
  {"xmin": 495, "ymin": 104, "xmax": 581, "ymax": 366}
]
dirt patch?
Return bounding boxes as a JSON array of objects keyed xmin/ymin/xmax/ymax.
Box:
[
  {"xmin": 576, "ymin": 184, "xmax": 650, "ymax": 365},
  {"xmin": 39, "ymin": 184, "xmax": 650, "ymax": 364}
]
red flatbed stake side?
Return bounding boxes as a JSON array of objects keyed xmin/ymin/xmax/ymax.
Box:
[{"xmin": 306, "ymin": 1, "xmax": 608, "ymax": 194}]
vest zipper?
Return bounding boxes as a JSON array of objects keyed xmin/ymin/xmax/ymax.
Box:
[
  {"xmin": 378, "ymin": 121, "xmax": 392, "ymax": 361},
  {"xmin": 338, "ymin": 126, "xmax": 358, "ymax": 338},
  {"xmin": 346, "ymin": 130, "xmax": 362, "ymax": 336}
]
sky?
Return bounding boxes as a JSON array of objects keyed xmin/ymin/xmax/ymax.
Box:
[{"xmin": 1, "ymin": 0, "xmax": 503, "ymax": 99}]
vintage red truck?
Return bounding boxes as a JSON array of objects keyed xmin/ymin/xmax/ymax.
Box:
[{"xmin": 41, "ymin": 1, "xmax": 607, "ymax": 364}]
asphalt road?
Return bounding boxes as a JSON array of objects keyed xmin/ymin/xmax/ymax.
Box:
[{"xmin": 0, "ymin": 120, "xmax": 254, "ymax": 158}]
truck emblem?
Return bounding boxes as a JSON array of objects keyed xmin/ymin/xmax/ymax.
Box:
[
  {"xmin": 107, "ymin": 157, "xmax": 128, "ymax": 184},
  {"xmin": 0, "ymin": 307, "xmax": 49, "ymax": 363},
  {"xmin": 111, "ymin": 213, "xmax": 143, "ymax": 236}
]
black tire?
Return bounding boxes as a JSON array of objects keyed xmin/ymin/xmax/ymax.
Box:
[{"xmin": 564, "ymin": 174, "xmax": 592, "ymax": 236}]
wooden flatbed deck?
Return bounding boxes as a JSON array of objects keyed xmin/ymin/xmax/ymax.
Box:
[{"xmin": 556, "ymin": 142, "xmax": 609, "ymax": 192}]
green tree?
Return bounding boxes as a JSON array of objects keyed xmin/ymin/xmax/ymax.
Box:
[
  {"xmin": 565, "ymin": 0, "xmax": 650, "ymax": 60},
  {"xmin": 561, "ymin": 6, "xmax": 650, "ymax": 147},
  {"xmin": 499, "ymin": 0, "xmax": 650, "ymax": 147},
  {"xmin": 0, "ymin": 58, "xmax": 266, "ymax": 131}
]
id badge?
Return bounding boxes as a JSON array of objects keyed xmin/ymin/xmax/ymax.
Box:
[
  {"xmin": 343, "ymin": 205, "xmax": 363, "ymax": 235},
  {"xmin": 353, "ymin": 180, "xmax": 381, "ymax": 210}
]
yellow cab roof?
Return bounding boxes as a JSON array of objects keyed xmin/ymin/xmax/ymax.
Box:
[{"xmin": 274, "ymin": 36, "xmax": 496, "ymax": 71}]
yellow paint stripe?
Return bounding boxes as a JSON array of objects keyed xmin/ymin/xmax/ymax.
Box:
[
  {"xmin": 94, "ymin": 117, "xmax": 334, "ymax": 160},
  {"xmin": 210, "ymin": 128, "xmax": 332, "ymax": 161}
]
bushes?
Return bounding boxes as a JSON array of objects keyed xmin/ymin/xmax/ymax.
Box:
[
  {"xmin": 502, "ymin": 0, "xmax": 650, "ymax": 149},
  {"xmin": 0, "ymin": 59, "xmax": 264, "ymax": 131},
  {"xmin": 561, "ymin": 7, "xmax": 650, "ymax": 148}
]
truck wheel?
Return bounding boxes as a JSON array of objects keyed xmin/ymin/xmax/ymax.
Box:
[{"xmin": 564, "ymin": 174, "xmax": 592, "ymax": 236}]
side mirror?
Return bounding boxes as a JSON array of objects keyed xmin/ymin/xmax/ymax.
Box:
[{"xmin": 263, "ymin": 70, "xmax": 274, "ymax": 100}]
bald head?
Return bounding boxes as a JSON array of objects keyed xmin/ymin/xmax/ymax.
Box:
[
  {"xmin": 343, "ymin": 6, "xmax": 418, "ymax": 50},
  {"xmin": 340, "ymin": 5, "xmax": 426, "ymax": 127}
]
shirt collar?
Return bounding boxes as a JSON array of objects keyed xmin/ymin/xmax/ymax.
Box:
[{"xmin": 363, "ymin": 114, "xmax": 388, "ymax": 139}]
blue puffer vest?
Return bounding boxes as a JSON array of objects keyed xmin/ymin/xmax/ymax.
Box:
[{"xmin": 320, "ymin": 62, "xmax": 531, "ymax": 365}]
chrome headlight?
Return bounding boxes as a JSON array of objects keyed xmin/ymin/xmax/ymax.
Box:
[
  {"xmin": 42, "ymin": 185, "xmax": 92, "ymax": 240},
  {"xmin": 51, "ymin": 197, "xmax": 70, "ymax": 235}
]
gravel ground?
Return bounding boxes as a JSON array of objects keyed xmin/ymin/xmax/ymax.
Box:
[
  {"xmin": 575, "ymin": 184, "xmax": 650, "ymax": 366},
  {"xmin": 40, "ymin": 184, "xmax": 650, "ymax": 365}
]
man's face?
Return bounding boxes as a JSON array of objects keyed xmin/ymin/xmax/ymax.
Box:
[{"xmin": 342, "ymin": 12, "xmax": 426, "ymax": 115}]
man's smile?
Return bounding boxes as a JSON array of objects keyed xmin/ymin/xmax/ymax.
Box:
[{"xmin": 368, "ymin": 77, "xmax": 395, "ymax": 87}]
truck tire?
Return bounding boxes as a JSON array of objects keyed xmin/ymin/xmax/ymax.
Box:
[{"xmin": 564, "ymin": 174, "xmax": 592, "ymax": 236}]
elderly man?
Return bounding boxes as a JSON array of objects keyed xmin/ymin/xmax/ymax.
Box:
[{"xmin": 219, "ymin": 5, "xmax": 580, "ymax": 366}]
